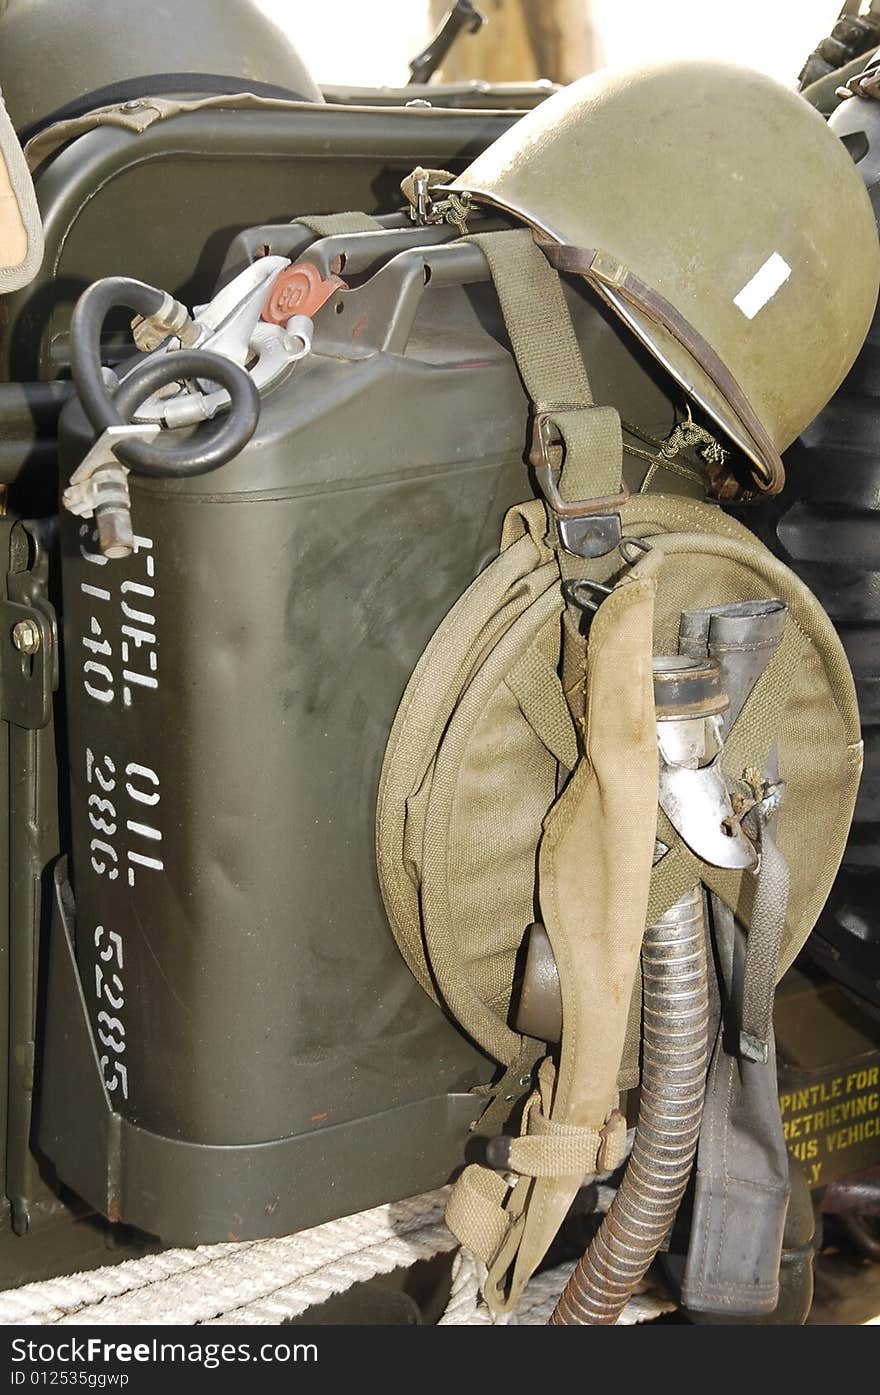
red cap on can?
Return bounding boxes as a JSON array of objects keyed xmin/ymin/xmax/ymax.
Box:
[{"xmin": 261, "ymin": 262, "xmax": 346, "ymax": 324}]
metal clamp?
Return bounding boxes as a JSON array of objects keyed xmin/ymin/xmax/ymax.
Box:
[
  {"xmin": 565, "ymin": 537, "xmax": 653, "ymax": 617},
  {"xmin": 529, "ymin": 411, "xmax": 629, "ymax": 559},
  {"xmin": 130, "ymin": 258, "xmax": 315, "ymax": 428},
  {"xmin": 131, "ymin": 291, "xmax": 199, "ymax": 352},
  {"xmin": 62, "ymin": 423, "xmax": 160, "ymax": 559},
  {"xmin": 405, "ymin": 169, "xmax": 472, "ymax": 234}
]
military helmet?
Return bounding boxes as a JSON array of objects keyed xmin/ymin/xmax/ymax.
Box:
[
  {"xmin": 451, "ymin": 60, "xmax": 880, "ymax": 494},
  {"xmin": 0, "ymin": 0, "xmax": 323, "ymax": 135}
]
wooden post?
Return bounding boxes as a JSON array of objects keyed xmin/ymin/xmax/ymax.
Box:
[
  {"xmin": 521, "ymin": 0, "xmax": 603, "ymax": 83},
  {"xmin": 428, "ymin": 0, "xmax": 603, "ymax": 84}
]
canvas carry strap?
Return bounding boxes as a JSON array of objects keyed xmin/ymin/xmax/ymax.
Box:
[
  {"xmin": 444, "ymin": 230, "xmax": 658, "ymax": 1312},
  {"xmin": 447, "ymin": 566, "xmax": 658, "ymax": 1313},
  {"xmin": 465, "ymin": 230, "xmax": 628, "ymax": 569},
  {"xmin": 292, "ymin": 212, "xmax": 383, "ymax": 236}
]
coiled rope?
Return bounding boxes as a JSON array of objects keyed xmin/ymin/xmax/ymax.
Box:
[{"xmin": 0, "ymin": 1189, "xmax": 673, "ymax": 1327}]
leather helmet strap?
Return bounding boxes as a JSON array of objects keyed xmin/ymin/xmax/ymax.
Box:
[{"xmin": 539, "ymin": 240, "xmax": 786, "ymax": 497}]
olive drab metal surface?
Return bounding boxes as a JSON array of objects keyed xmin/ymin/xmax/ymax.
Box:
[
  {"xmin": 42, "ymin": 221, "xmax": 695, "ymax": 1244},
  {"xmin": 0, "ymin": 7, "xmax": 564, "ymax": 1275},
  {"xmin": 0, "ymin": 0, "xmax": 323, "ymax": 135},
  {"xmin": 0, "ymin": 7, "xmax": 878, "ymax": 1312},
  {"xmin": 0, "ymin": 102, "xmax": 528, "ymax": 384},
  {"xmin": 450, "ymin": 60, "xmax": 880, "ymax": 490}
]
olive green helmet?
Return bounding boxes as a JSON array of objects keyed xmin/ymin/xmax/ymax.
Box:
[
  {"xmin": 0, "ymin": 0, "xmax": 323, "ymax": 135},
  {"xmin": 450, "ymin": 60, "xmax": 880, "ymax": 495}
]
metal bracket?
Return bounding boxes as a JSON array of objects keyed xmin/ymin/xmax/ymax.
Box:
[
  {"xmin": 64, "ymin": 423, "xmax": 160, "ymax": 502},
  {"xmin": 530, "ymin": 411, "xmax": 628, "ymax": 559},
  {"xmin": 555, "ymin": 513, "xmax": 624, "ymax": 559},
  {"xmin": 408, "ymin": 1, "xmax": 485, "ymax": 85},
  {"xmin": 62, "ymin": 423, "xmax": 160, "ymax": 559},
  {"xmin": 1, "ymin": 520, "xmax": 57, "ymax": 730},
  {"xmin": 0, "ymin": 598, "xmax": 52, "ymax": 729},
  {"xmin": 659, "ymin": 752, "xmax": 758, "ymax": 871}
]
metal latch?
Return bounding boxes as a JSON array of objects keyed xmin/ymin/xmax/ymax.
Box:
[
  {"xmin": 529, "ymin": 411, "xmax": 629, "ymax": 559},
  {"xmin": 1, "ymin": 520, "xmax": 58, "ymax": 730},
  {"xmin": 62, "ymin": 423, "xmax": 160, "ymax": 559},
  {"xmin": 1, "ymin": 600, "xmax": 53, "ymax": 729}
]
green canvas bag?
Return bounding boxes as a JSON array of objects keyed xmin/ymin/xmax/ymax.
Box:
[{"xmin": 376, "ymin": 229, "xmax": 861, "ymax": 1314}]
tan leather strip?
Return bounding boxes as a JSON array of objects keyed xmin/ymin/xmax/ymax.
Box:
[
  {"xmin": 0, "ymin": 94, "xmax": 42, "ymax": 290},
  {"xmin": 0, "ymin": 173, "xmax": 27, "ymax": 270},
  {"xmin": 540, "ymin": 241, "xmax": 785, "ymax": 496}
]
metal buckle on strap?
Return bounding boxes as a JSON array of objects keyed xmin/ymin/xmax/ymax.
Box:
[
  {"xmin": 529, "ymin": 411, "xmax": 628, "ymax": 559},
  {"xmin": 585, "ymin": 249, "xmax": 629, "ymax": 289}
]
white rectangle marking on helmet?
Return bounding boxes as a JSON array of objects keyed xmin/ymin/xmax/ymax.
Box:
[{"xmin": 733, "ymin": 253, "xmax": 791, "ymax": 320}]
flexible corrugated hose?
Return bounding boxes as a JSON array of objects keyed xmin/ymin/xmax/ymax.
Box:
[{"xmin": 551, "ymin": 882, "xmax": 710, "ymax": 1325}]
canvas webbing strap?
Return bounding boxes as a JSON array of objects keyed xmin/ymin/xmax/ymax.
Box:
[
  {"xmin": 446, "ymin": 1059, "xmax": 628, "ymax": 1265},
  {"xmin": 464, "ymin": 229, "xmax": 625, "ymax": 575},
  {"xmin": 437, "ymin": 229, "xmax": 656, "ymax": 1313},
  {"xmin": 293, "ymin": 212, "xmax": 382, "ymax": 236},
  {"xmin": 739, "ymin": 821, "xmax": 789, "ymax": 1063},
  {"xmin": 446, "ymin": 569, "xmax": 658, "ymax": 1314},
  {"xmin": 682, "ymin": 902, "xmax": 791, "ymax": 1315},
  {"xmin": 466, "ymin": 1040, "xmax": 547, "ymax": 1143}
]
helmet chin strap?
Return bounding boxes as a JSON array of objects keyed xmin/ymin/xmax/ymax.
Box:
[
  {"xmin": 398, "ymin": 162, "xmax": 785, "ymax": 503},
  {"xmin": 537, "ymin": 239, "xmax": 786, "ymax": 499}
]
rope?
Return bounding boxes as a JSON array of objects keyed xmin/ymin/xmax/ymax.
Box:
[
  {"xmin": 0, "ymin": 1190, "xmax": 450, "ymax": 1327},
  {"xmin": 200, "ymin": 1225, "xmax": 456, "ymax": 1328},
  {"xmin": 439, "ymin": 1251, "xmax": 674, "ymax": 1326},
  {"xmin": 438, "ymin": 1252, "xmax": 498, "ymax": 1326},
  {"xmin": 0, "ymin": 1187, "xmax": 674, "ymax": 1327}
]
